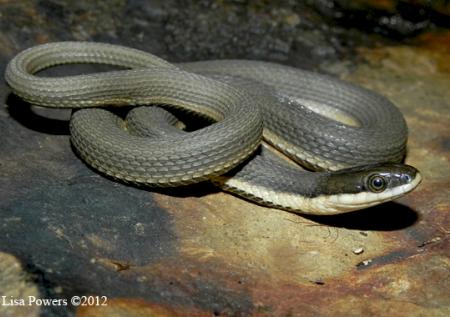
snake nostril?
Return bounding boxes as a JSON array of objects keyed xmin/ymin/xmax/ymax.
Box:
[{"xmin": 401, "ymin": 174, "xmax": 411, "ymax": 183}]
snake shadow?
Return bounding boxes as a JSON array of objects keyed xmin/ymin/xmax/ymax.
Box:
[
  {"xmin": 6, "ymin": 94, "xmax": 71, "ymax": 135},
  {"xmin": 300, "ymin": 202, "xmax": 419, "ymax": 231}
]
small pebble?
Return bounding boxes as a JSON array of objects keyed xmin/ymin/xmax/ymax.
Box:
[
  {"xmin": 356, "ymin": 259, "xmax": 373, "ymax": 267},
  {"xmin": 362, "ymin": 259, "xmax": 372, "ymax": 266}
]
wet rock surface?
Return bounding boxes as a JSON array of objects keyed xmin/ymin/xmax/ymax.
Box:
[{"xmin": 0, "ymin": 1, "xmax": 449, "ymax": 316}]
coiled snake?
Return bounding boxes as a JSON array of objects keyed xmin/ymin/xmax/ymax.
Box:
[{"xmin": 5, "ymin": 42, "xmax": 422, "ymax": 215}]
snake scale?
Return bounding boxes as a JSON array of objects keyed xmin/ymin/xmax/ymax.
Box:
[{"xmin": 5, "ymin": 42, "xmax": 422, "ymax": 215}]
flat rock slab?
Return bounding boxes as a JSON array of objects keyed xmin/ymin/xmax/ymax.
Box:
[{"xmin": 0, "ymin": 1, "xmax": 449, "ymax": 317}]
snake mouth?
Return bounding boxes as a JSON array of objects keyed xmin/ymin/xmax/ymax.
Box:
[{"xmin": 319, "ymin": 172, "xmax": 422, "ymax": 214}]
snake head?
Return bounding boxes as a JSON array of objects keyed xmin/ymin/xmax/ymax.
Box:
[{"xmin": 316, "ymin": 163, "xmax": 422, "ymax": 214}]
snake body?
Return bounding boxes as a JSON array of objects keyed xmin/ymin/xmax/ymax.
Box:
[{"xmin": 5, "ymin": 42, "xmax": 421, "ymax": 215}]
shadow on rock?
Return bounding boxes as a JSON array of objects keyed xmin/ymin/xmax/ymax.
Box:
[
  {"xmin": 303, "ymin": 202, "xmax": 419, "ymax": 231},
  {"xmin": 153, "ymin": 182, "xmax": 221, "ymax": 198},
  {"xmin": 6, "ymin": 94, "xmax": 71, "ymax": 135}
]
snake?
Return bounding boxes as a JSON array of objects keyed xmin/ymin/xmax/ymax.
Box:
[{"xmin": 4, "ymin": 42, "xmax": 422, "ymax": 215}]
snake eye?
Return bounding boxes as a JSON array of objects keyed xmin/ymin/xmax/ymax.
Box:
[{"xmin": 368, "ymin": 174, "xmax": 387, "ymax": 193}]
